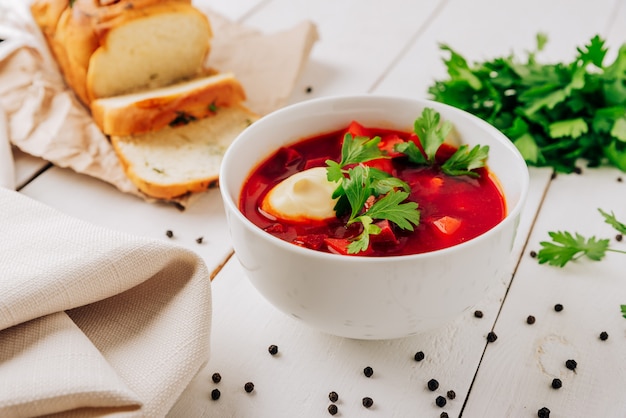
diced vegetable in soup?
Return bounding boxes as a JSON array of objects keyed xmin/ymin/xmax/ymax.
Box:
[{"xmin": 240, "ymin": 108, "xmax": 506, "ymax": 256}]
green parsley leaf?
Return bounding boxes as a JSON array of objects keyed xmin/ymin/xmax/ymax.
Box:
[
  {"xmin": 368, "ymin": 168, "xmax": 410, "ymax": 194},
  {"xmin": 342, "ymin": 165, "xmax": 374, "ymax": 221},
  {"xmin": 413, "ymin": 108, "xmax": 453, "ymax": 163},
  {"xmin": 537, "ymin": 231, "xmax": 609, "ymax": 267},
  {"xmin": 621, "ymin": 305, "xmax": 626, "ymax": 319},
  {"xmin": 537, "ymin": 208, "xmax": 626, "ymax": 267},
  {"xmin": 325, "ymin": 160, "xmax": 344, "ymax": 183},
  {"xmin": 346, "ymin": 216, "xmax": 380, "ymax": 254},
  {"xmin": 395, "ymin": 141, "xmax": 427, "ymax": 165},
  {"xmin": 548, "ymin": 118, "xmax": 588, "ymax": 139},
  {"xmin": 441, "ymin": 144, "xmax": 490, "ymax": 177},
  {"xmin": 364, "ymin": 191, "xmax": 420, "ymax": 231},
  {"xmin": 338, "ymin": 133, "xmax": 384, "ymax": 166},
  {"xmin": 598, "ymin": 208, "xmax": 626, "ymax": 234}
]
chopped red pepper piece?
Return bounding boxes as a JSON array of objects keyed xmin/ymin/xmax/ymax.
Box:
[
  {"xmin": 324, "ymin": 237, "xmax": 373, "ymax": 256},
  {"xmin": 432, "ymin": 216, "xmax": 462, "ymax": 235},
  {"xmin": 346, "ymin": 121, "xmax": 373, "ymax": 138}
]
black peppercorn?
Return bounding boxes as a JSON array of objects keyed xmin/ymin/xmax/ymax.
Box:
[
  {"xmin": 530, "ymin": 250, "xmax": 537, "ymax": 258},
  {"xmin": 210, "ymin": 388, "xmax": 220, "ymax": 400},
  {"xmin": 244, "ymin": 382, "xmax": 255, "ymax": 393},
  {"xmin": 551, "ymin": 378, "xmax": 562, "ymax": 389},
  {"xmin": 327, "ymin": 404, "xmax": 338, "ymax": 415},
  {"xmin": 618, "ymin": 177, "xmax": 623, "ymax": 183},
  {"xmin": 616, "ymin": 234, "xmax": 623, "ymax": 242},
  {"xmin": 446, "ymin": 390, "xmax": 456, "ymax": 400},
  {"xmin": 328, "ymin": 391, "xmax": 339, "ymax": 403},
  {"xmin": 211, "ymin": 372, "xmax": 221, "ymax": 383},
  {"xmin": 573, "ymin": 166, "xmax": 582, "ymax": 174},
  {"xmin": 435, "ymin": 396, "xmax": 447, "ymax": 407},
  {"xmin": 165, "ymin": 230, "xmax": 174, "ymax": 238},
  {"xmin": 474, "ymin": 310, "xmax": 483, "ymax": 318},
  {"xmin": 305, "ymin": 86, "xmax": 313, "ymax": 94},
  {"xmin": 427, "ymin": 379, "xmax": 439, "ymax": 391},
  {"xmin": 362, "ymin": 397, "xmax": 374, "ymax": 408},
  {"xmin": 554, "ymin": 303, "xmax": 563, "ymax": 312},
  {"xmin": 196, "ymin": 236, "xmax": 204, "ymax": 244},
  {"xmin": 526, "ymin": 315, "xmax": 536, "ymax": 325},
  {"xmin": 414, "ymin": 351, "xmax": 425, "ymax": 362},
  {"xmin": 363, "ymin": 366, "xmax": 374, "ymax": 378},
  {"xmin": 599, "ymin": 331, "xmax": 609, "ymax": 341},
  {"xmin": 486, "ymin": 331, "xmax": 498, "ymax": 343},
  {"xmin": 565, "ymin": 359, "xmax": 577, "ymax": 371},
  {"xmin": 268, "ymin": 344, "xmax": 279, "ymax": 355},
  {"xmin": 440, "ymin": 413, "xmax": 449, "ymax": 418},
  {"xmin": 538, "ymin": 406, "xmax": 550, "ymax": 418}
]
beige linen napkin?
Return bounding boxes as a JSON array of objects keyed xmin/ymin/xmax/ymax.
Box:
[
  {"xmin": 0, "ymin": 188, "xmax": 212, "ymax": 417},
  {"xmin": 0, "ymin": 1, "xmax": 318, "ymax": 202}
]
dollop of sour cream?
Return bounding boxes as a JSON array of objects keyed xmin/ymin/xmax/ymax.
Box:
[{"xmin": 261, "ymin": 167, "xmax": 338, "ymax": 222}]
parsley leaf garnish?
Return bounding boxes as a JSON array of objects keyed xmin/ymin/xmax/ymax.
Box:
[
  {"xmin": 537, "ymin": 208, "xmax": 626, "ymax": 267},
  {"xmin": 364, "ymin": 190, "xmax": 419, "ymax": 230},
  {"xmin": 396, "ymin": 107, "xmax": 489, "ymax": 177},
  {"xmin": 325, "ymin": 108, "xmax": 488, "ymax": 254},
  {"xmin": 338, "ymin": 133, "xmax": 384, "ymax": 167},
  {"xmin": 441, "ymin": 144, "xmax": 490, "ymax": 177},
  {"xmin": 413, "ymin": 108, "xmax": 452, "ymax": 163},
  {"xmin": 429, "ymin": 34, "xmax": 626, "ymax": 173},
  {"xmin": 326, "ymin": 135, "xmax": 418, "ymax": 254}
]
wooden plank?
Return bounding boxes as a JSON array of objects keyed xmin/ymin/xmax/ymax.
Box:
[
  {"xmin": 464, "ymin": 168, "xmax": 626, "ymax": 417},
  {"xmin": 240, "ymin": 0, "xmax": 446, "ymax": 104},
  {"xmin": 13, "ymin": 147, "xmax": 49, "ymax": 190},
  {"xmin": 374, "ymin": 0, "xmax": 619, "ymax": 100},
  {"xmin": 193, "ymin": 0, "xmax": 268, "ymax": 23}
]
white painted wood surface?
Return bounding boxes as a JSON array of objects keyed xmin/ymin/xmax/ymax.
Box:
[{"xmin": 12, "ymin": 0, "xmax": 626, "ymax": 416}]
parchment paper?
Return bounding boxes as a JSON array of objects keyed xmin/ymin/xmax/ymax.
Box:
[{"xmin": 0, "ymin": 0, "xmax": 318, "ymax": 203}]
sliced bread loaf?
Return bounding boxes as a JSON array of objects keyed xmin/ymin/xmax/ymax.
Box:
[
  {"xmin": 31, "ymin": 0, "xmax": 212, "ymax": 105},
  {"xmin": 111, "ymin": 104, "xmax": 259, "ymax": 200},
  {"xmin": 90, "ymin": 72, "xmax": 246, "ymax": 136}
]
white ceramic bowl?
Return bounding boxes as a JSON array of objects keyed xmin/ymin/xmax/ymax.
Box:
[{"xmin": 220, "ymin": 95, "xmax": 529, "ymax": 339}]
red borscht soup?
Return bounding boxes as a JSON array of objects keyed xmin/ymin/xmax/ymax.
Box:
[{"xmin": 240, "ymin": 118, "xmax": 506, "ymax": 257}]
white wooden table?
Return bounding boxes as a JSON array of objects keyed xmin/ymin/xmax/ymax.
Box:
[{"xmin": 12, "ymin": 0, "xmax": 626, "ymax": 416}]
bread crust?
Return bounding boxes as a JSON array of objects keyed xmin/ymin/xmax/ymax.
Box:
[
  {"xmin": 31, "ymin": 0, "xmax": 212, "ymax": 105},
  {"xmin": 90, "ymin": 72, "xmax": 246, "ymax": 136}
]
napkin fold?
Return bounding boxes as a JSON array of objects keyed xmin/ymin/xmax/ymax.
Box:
[
  {"xmin": 0, "ymin": 188, "xmax": 212, "ymax": 417},
  {"xmin": 0, "ymin": 0, "xmax": 318, "ymax": 202}
]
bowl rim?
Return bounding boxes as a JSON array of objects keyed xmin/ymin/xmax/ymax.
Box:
[{"xmin": 220, "ymin": 94, "xmax": 530, "ymax": 263}]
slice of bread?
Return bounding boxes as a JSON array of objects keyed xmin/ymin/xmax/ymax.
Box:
[
  {"xmin": 31, "ymin": 0, "xmax": 212, "ymax": 105},
  {"xmin": 90, "ymin": 72, "xmax": 246, "ymax": 136},
  {"xmin": 111, "ymin": 104, "xmax": 259, "ymax": 200}
]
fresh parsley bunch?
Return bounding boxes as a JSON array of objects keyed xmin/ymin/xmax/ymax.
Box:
[{"xmin": 428, "ymin": 34, "xmax": 626, "ymax": 173}]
